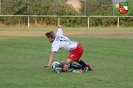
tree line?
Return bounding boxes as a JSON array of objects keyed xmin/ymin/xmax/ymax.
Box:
[{"xmin": 0, "ymin": 0, "xmax": 133, "ymax": 27}]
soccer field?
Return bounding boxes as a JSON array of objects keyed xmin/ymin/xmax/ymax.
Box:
[
  {"xmin": 0, "ymin": 27, "xmax": 133, "ymax": 88},
  {"xmin": 0, "ymin": 27, "xmax": 133, "ymax": 38}
]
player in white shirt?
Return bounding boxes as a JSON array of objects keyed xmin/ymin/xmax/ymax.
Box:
[{"xmin": 44, "ymin": 24, "xmax": 92, "ymax": 71}]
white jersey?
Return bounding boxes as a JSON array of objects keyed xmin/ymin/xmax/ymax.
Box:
[{"xmin": 51, "ymin": 28, "xmax": 78, "ymax": 52}]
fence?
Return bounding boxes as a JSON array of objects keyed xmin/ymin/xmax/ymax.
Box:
[
  {"xmin": 0, "ymin": 0, "xmax": 133, "ymax": 28},
  {"xmin": 0, "ymin": 0, "xmax": 121, "ymax": 16},
  {"xmin": 0, "ymin": 15, "xmax": 133, "ymax": 28}
]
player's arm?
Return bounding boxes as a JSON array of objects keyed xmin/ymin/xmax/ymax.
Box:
[
  {"xmin": 44, "ymin": 51, "xmax": 56, "ymax": 68},
  {"xmin": 58, "ymin": 24, "xmax": 62, "ymax": 29},
  {"xmin": 54, "ymin": 65, "xmax": 62, "ymax": 74},
  {"xmin": 55, "ymin": 69, "xmax": 61, "ymax": 74},
  {"xmin": 56, "ymin": 24, "xmax": 63, "ymax": 36},
  {"xmin": 72, "ymin": 69, "xmax": 83, "ymax": 73},
  {"xmin": 68, "ymin": 68, "xmax": 83, "ymax": 73}
]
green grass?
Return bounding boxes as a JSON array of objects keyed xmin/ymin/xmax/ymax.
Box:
[
  {"xmin": 0, "ymin": 34, "xmax": 133, "ymax": 88},
  {"xmin": 0, "ymin": 27, "xmax": 133, "ymax": 33}
]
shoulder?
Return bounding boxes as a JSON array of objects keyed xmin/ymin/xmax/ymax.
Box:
[
  {"xmin": 54, "ymin": 64, "xmax": 62, "ymax": 72},
  {"xmin": 52, "ymin": 38, "xmax": 59, "ymax": 46}
]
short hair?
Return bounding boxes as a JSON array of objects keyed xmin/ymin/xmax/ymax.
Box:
[
  {"xmin": 60, "ymin": 61, "xmax": 69, "ymax": 68},
  {"xmin": 45, "ymin": 31, "xmax": 55, "ymax": 39}
]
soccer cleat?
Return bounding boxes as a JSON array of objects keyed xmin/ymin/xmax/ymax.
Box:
[
  {"xmin": 86, "ymin": 64, "xmax": 90, "ymax": 68},
  {"xmin": 88, "ymin": 68, "xmax": 93, "ymax": 71},
  {"xmin": 86, "ymin": 64, "xmax": 93, "ymax": 71},
  {"xmin": 83, "ymin": 67, "xmax": 88, "ymax": 73}
]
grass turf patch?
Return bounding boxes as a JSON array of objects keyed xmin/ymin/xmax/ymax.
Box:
[{"xmin": 0, "ymin": 36, "xmax": 133, "ymax": 88}]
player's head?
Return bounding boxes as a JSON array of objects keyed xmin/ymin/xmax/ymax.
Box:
[
  {"xmin": 45, "ymin": 31, "xmax": 55, "ymax": 43},
  {"xmin": 60, "ymin": 61, "xmax": 70, "ymax": 72}
]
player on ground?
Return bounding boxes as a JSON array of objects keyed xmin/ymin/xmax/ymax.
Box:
[
  {"xmin": 52, "ymin": 61, "xmax": 85, "ymax": 74},
  {"xmin": 44, "ymin": 24, "xmax": 92, "ymax": 71}
]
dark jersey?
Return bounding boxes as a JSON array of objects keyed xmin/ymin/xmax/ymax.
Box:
[
  {"xmin": 70, "ymin": 63, "xmax": 84, "ymax": 70},
  {"xmin": 53, "ymin": 63, "xmax": 83, "ymax": 72}
]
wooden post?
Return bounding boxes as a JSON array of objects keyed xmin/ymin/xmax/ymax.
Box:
[
  {"xmin": 28, "ymin": 16, "xmax": 30, "ymax": 28},
  {"xmin": 58, "ymin": 16, "xmax": 60, "ymax": 24},
  {"xmin": 88, "ymin": 16, "xmax": 89, "ymax": 28},
  {"xmin": 117, "ymin": 16, "xmax": 119, "ymax": 28}
]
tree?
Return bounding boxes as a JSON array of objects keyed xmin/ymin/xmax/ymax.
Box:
[
  {"xmin": 1, "ymin": 0, "xmax": 80, "ymax": 26},
  {"xmin": 80, "ymin": 0, "xmax": 113, "ymax": 15}
]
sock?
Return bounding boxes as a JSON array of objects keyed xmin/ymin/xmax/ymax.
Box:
[
  {"xmin": 86, "ymin": 64, "xmax": 90, "ymax": 68},
  {"xmin": 78, "ymin": 60, "xmax": 87, "ymax": 67}
]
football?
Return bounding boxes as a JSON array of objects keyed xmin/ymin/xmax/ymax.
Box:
[{"xmin": 52, "ymin": 61, "xmax": 60, "ymax": 69}]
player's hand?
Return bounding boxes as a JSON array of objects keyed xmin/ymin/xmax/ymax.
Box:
[
  {"xmin": 79, "ymin": 69, "xmax": 83, "ymax": 73},
  {"xmin": 56, "ymin": 70, "xmax": 61, "ymax": 74},
  {"xmin": 43, "ymin": 65, "xmax": 49, "ymax": 68},
  {"xmin": 58, "ymin": 24, "xmax": 62, "ymax": 29}
]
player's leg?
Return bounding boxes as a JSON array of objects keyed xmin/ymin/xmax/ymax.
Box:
[
  {"xmin": 72, "ymin": 44, "xmax": 88, "ymax": 67},
  {"xmin": 86, "ymin": 63, "xmax": 93, "ymax": 71},
  {"xmin": 66, "ymin": 58, "xmax": 73, "ymax": 64},
  {"xmin": 68, "ymin": 43, "xmax": 89, "ymax": 72}
]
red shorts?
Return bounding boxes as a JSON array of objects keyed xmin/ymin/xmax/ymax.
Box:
[{"xmin": 68, "ymin": 44, "xmax": 84, "ymax": 61}]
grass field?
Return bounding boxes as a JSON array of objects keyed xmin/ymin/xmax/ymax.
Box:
[{"xmin": 0, "ymin": 27, "xmax": 133, "ymax": 88}]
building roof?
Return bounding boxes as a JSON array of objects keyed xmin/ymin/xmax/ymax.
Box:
[{"xmin": 67, "ymin": 0, "xmax": 81, "ymax": 12}]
